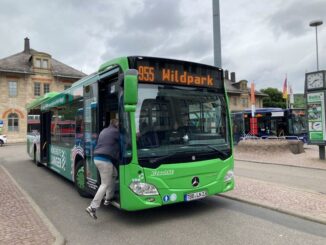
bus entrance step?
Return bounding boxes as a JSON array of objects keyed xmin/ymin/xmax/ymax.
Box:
[{"xmin": 110, "ymin": 200, "xmax": 120, "ymax": 209}]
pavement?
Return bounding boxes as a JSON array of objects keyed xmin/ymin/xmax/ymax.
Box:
[
  {"xmin": 221, "ymin": 144, "xmax": 326, "ymax": 225},
  {"xmin": 0, "ymin": 143, "xmax": 326, "ymax": 244},
  {"xmin": 0, "ymin": 165, "xmax": 64, "ymax": 245}
]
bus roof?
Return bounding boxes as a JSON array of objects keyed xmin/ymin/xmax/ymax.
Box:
[
  {"xmin": 30, "ymin": 56, "xmax": 224, "ymax": 112},
  {"xmin": 26, "ymin": 92, "xmax": 59, "ymax": 111},
  {"xmin": 68, "ymin": 56, "xmax": 223, "ymax": 90},
  {"xmin": 242, "ymin": 108, "xmax": 284, "ymax": 113}
]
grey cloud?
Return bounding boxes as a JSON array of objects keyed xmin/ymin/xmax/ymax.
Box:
[
  {"xmin": 268, "ymin": 0, "xmax": 326, "ymax": 38},
  {"xmin": 1, "ymin": 0, "xmax": 324, "ymax": 94},
  {"xmin": 159, "ymin": 32, "xmax": 213, "ymax": 61},
  {"xmin": 124, "ymin": 0, "xmax": 184, "ymax": 31},
  {"xmin": 100, "ymin": 0, "xmax": 207, "ymax": 62}
]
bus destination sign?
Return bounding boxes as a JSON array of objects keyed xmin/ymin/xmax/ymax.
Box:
[{"xmin": 135, "ymin": 58, "xmax": 223, "ymax": 89}]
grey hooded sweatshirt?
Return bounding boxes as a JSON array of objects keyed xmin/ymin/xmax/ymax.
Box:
[{"xmin": 94, "ymin": 125, "xmax": 120, "ymax": 161}]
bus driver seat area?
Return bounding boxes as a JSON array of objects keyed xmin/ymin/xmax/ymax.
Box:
[{"xmin": 138, "ymin": 122, "xmax": 159, "ymax": 148}]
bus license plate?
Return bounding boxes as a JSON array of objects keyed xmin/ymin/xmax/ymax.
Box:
[{"xmin": 185, "ymin": 191, "xmax": 207, "ymax": 201}]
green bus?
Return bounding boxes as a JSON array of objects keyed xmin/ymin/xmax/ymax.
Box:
[{"xmin": 26, "ymin": 56, "xmax": 234, "ymax": 211}]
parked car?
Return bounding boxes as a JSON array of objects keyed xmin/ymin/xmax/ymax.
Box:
[{"xmin": 0, "ymin": 134, "xmax": 7, "ymax": 146}]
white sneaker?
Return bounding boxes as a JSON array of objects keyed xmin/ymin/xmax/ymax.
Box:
[
  {"xmin": 103, "ymin": 199, "xmax": 111, "ymax": 206},
  {"xmin": 85, "ymin": 206, "xmax": 97, "ymax": 219}
]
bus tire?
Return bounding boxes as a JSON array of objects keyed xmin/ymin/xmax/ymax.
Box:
[
  {"xmin": 0, "ymin": 140, "xmax": 3, "ymax": 147},
  {"xmin": 74, "ymin": 160, "xmax": 92, "ymax": 198}
]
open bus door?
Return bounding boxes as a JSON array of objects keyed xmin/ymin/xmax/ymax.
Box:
[
  {"xmin": 40, "ymin": 111, "xmax": 51, "ymax": 164},
  {"xmin": 83, "ymin": 72, "xmax": 120, "ymax": 201},
  {"xmin": 83, "ymin": 83, "xmax": 99, "ymax": 195}
]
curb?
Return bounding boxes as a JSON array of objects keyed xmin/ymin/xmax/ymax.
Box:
[
  {"xmin": 218, "ymin": 194, "xmax": 326, "ymax": 226},
  {"xmin": 1, "ymin": 166, "xmax": 65, "ymax": 245},
  {"xmin": 1, "ymin": 142, "xmax": 26, "ymax": 146},
  {"xmin": 235, "ymin": 158, "xmax": 326, "ymax": 171}
]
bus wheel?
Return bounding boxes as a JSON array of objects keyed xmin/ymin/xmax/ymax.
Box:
[
  {"xmin": 75, "ymin": 161, "xmax": 92, "ymax": 198},
  {"xmin": 0, "ymin": 140, "xmax": 3, "ymax": 147}
]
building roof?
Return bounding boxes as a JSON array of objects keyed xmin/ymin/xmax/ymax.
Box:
[
  {"xmin": 224, "ymin": 78, "xmax": 267, "ymax": 96},
  {"xmin": 0, "ymin": 38, "xmax": 86, "ymax": 79}
]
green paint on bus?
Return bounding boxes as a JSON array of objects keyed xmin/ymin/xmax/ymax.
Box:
[{"xmin": 26, "ymin": 56, "xmax": 234, "ymax": 211}]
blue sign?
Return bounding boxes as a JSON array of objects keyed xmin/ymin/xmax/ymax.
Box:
[{"xmin": 163, "ymin": 195, "xmax": 170, "ymax": 202}]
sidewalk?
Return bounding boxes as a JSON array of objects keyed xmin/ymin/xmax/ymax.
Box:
[
  {"xmin": 221, "ymin": 176, "xmax": 326, "ymax": 225},
  {"xmin": 234, "ymin": 144, "xmax": 326, "ymax": 170},
  {"xmin": 0, "ymin": 166, "xmax": 64, "ymax": 245},
  {"xmin": 220, "ymin": 144, "xmax": 326, "ymax": 225}
]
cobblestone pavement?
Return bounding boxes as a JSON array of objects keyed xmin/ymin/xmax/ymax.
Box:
[
  {"xmin": 222, "ymin": 144, "xmax": 326, "ymax": 225},
  {"xmin": 0, "ymin": 166, "xmax": 60, "ymax": 245},
  {"xmin": 221, "ymin": 176, "xmax": 326, "ymax": 225}
]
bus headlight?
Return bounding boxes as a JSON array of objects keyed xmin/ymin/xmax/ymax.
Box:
[
  {"xmin": 224, "ymin": 170, "xmax": 234, "ymax": 182},
  {"xmin": 129, "ymin": 181, "xmax": 159, "ymax": 196}
]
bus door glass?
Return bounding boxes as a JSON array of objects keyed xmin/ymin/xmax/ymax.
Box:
[
  {"xmin": 83, "ymin": 83, "xmax": 99, "ymax": 189},
  {"xmin": 40, "ymin": 111, "xmax": 51, "ymax": 163}
]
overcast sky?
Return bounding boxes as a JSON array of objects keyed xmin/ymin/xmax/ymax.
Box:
[{"xmin": 0, "ymin": 0, "xmax": 325, "ymax": 93}]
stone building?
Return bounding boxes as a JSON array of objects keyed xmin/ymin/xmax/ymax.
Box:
[
  {"xmin": 224, "ymin": 71, "xmax": 267, "ymax": 112},
  {"xmin": 0, "ymin": 38, "xmax": 86, "ymax": 142}
]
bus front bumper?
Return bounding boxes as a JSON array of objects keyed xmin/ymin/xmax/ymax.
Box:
[{"xmin": 120, "ymin": 178, "xmax": 234, "ymax": 211}]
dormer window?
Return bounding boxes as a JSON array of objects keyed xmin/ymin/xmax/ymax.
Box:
[
  {"xmin": 241, "ymin": 81, "xmax": 247, "ymax": 90},
  {"xmin": 33, "ymin": 55, "xmax": 50, "ymax": 69}
]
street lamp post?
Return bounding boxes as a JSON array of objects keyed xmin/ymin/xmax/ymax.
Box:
[
  {"xmin": 309, "ymin": 20, "xmax": 324, "ymax": 160},
  {"xmin": 309, "ymin": 20, "xmax": 323, "ymax": 70}
]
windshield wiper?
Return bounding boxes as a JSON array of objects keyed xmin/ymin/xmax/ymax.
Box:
[
  {"xmin": 187, "ymin": 144, "xmax": 230, "ymax": 158},
  {"xmin": 148, "ymin": 151, "xmax": 187, "ymax": 164}
]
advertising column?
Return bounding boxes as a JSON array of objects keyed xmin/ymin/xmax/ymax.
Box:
[
  {"xmin": 307, "ymin": 92, "xmax": 326, "ymax": 142},
  {"xmin": 305, "ymin": 70, "xmax": 326, "ymax": 160}
]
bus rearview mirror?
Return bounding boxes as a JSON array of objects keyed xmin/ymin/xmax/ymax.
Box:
[{"xmin": 124, "ymin": 69, "xmax": 138, "ymax": 112}]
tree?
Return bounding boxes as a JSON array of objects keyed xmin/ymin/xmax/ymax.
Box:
[
  {"xmin": 293, "ymin": 94, "xmax": 306, "ymax": 108},
  {"xmin": 260, "ymin": 87, "xmax": 286, "ymax": 108}
]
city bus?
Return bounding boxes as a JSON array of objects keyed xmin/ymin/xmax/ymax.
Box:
[
  {"xmin": 26, "ymin": 56, "xmax": 234, "ymax": 211},
  {"xmin": 232, "ymin": 108, "xmax": 307, "ymax": 143}
]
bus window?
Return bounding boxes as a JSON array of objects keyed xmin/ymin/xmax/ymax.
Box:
[
  {"xmin": 27, "ymin": 114, "xmax": 40, "ymax": 135},
  {"xmin": 135, "ymin": 84, "xmax": 231, "ymax": 165}
]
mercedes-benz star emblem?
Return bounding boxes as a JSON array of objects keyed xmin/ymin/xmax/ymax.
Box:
[{"xmin": 192, "ymin": 177, "xmax": 199, "ymax": 187}]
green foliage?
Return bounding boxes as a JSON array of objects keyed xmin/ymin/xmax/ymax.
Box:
[
  {"xmin": 293, "ymin": 94, "xmax": 306, "ymax": 108},
  {"xmin": 260, "ymin": 87, "xmax": 286, "ymax": 108}
]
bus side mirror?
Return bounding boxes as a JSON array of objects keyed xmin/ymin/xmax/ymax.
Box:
[{"xmin": 124, "ymin": 69, "xmax": 138, "ymax": 112}]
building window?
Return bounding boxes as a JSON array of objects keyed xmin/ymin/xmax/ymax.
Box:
[
  {"xmin": 232, "ymin": 97, "xmax": 237, "ymax": 106},
  {"xmin": 44, "ymin": 84, "xmax": 50, "ymax": 94},
  {"xmin": 8, "ymin": 113, "xmax": 19, "ymax": 132},
  {"xmin": 241, "ymin": 98, "xmax": 248, "ymax": 107},
  {"xmin": 64, "ymin": 85, "xmax": 71, "ymax": 90},
  {"xmin": 34, "ymin": 82, "xmax": 41, "ymax": 96},
  {"xmin": 35, "ymin": 58, "xmax": 41, "ymax": 68},
  {"xmin": 8, "ymin": 81, "xmax": 17, "ymax": 97},
  {"xmin": 42, "ymin": 59, "xmax": 48, "ymax": 69}
]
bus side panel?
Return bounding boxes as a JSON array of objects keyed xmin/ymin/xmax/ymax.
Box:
[{"xmin": 48, "ymin": 144, "xmax": 73, "ymax": 181}]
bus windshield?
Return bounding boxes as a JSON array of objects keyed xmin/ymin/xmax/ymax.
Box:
[
  {"xmin": 135, "ymin": 84, "xmax": 231, "ymax": 166},
  {"xmin": 289, "ymin": 114, "xmax": 307, "ymax": 135}
]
